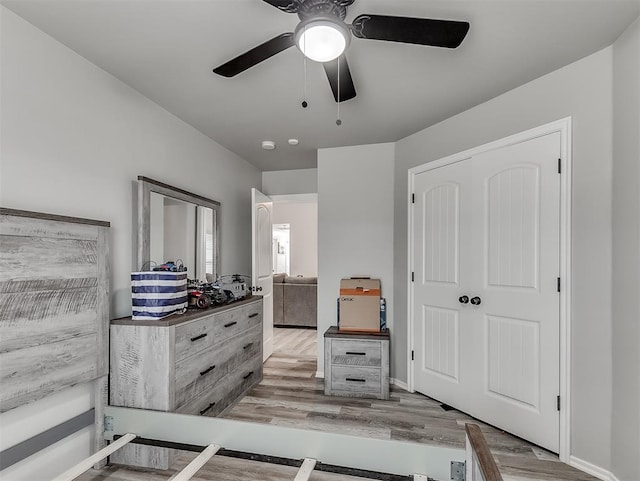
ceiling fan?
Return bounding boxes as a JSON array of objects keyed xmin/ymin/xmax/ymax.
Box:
[{"xmin": 212, "ymin": 0, "xmax": 470, "ymax": 103}]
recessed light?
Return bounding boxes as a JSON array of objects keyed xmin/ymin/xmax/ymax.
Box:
[
  {"xmin": 261, "ymin": 140, "xmax": 276, "ymax": 150},
  {"xmin": 288, "ymin": 139, "xmax": 299, "ymax": 146}
]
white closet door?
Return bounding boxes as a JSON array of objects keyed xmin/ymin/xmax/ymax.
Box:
[
  {"xmin": 412, "ymin": 132, "xmax": 561, "ymax": 452},
  {"xmin": 412, "ymin": 158, "xmax": 473, "ymax": 406}
]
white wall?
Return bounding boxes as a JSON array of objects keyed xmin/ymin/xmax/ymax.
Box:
[
  {"xmin": 611, "ymin": 17, "xmax": 640, "ymax": 481},
  {"xmin": 395, "ymin": 48, "xmax": 614, "ymax": 471},
  {"xmin": 271, "ymin": 202, "xmax": 318, "ymax": 277},
  {"xmin": 317, "ymin": 143, "xmax": 395, "ymax": 376},
  {"xmin": 0, "ymin": 7, "xmax": 261, "ymax": 479},
  {"xmin": 262, "ymin": 168, "xmax": 318, "ymax": 195}
]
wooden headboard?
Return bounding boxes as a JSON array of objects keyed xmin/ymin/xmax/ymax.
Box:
[{"xmin": 0, "ymin": 208, "xmax": 109, "ymax": 413}]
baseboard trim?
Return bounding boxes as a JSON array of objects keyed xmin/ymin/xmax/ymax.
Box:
[
  {"xmin": 390, "ymin": 378, "xmax": 409, "ymax": 391},
  {"xmin": 315, "ymin": 371, "xmax": 324, "ymax": 379},
  {"xmin": 569, "ymin": 455, "xmax": 620, "ymax": 481}
]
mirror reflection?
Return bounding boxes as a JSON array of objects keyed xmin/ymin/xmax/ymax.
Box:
[
  {"xmin": 138, "ymin": 176, "xmax": 219, "ymax": 282},
  {"xmin": 149, "ymin": 193, "xmax": 215, "ymax": 281}
]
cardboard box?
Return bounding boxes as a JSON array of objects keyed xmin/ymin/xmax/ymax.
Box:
[
  {"xmin": 339, "ymin": 277, "xmax": 381, "ymax": 332},
  {"xmin": 337, "ymin": 297, "xmax": 387, "ymax": 331}
]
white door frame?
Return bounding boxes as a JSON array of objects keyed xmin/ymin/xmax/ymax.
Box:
[{"xmin": 407, "ymin": 117, "xmax": 572, "ymax": 462}]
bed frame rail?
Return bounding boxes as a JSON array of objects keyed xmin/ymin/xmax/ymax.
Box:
[
  {"xmin": 51, "ymin": 433, "xmax": 136, "ymax": 481},
  {"xmin": 104, "ymin": 405, "xmax": 466, "ymax": 480},
  {"xmin": 465, "ymin": 424, "xmax": 503, "ymax": 481},
  {"xmin": 30, "ymin": 408, "xmax": 504, "ymax": 481}
]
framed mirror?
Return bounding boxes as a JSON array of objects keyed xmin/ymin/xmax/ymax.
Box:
[{"xmin": 137, "ymin": 176, "xmax": 220, "ymax": 281}]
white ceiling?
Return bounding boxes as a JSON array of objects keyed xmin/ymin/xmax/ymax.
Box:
[{"xmin": 3, "ymin": 0, "xmax": 639, "ymax": 171}]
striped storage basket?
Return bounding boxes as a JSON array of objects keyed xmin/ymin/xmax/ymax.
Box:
[{"xmin": 131, "ymin": 271, "xmax": 188, "ymax": 321}]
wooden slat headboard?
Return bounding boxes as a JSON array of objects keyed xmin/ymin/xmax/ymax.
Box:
[{"xmin": 0, "ymin": 208, "xmax": 110, "ymax": 413}]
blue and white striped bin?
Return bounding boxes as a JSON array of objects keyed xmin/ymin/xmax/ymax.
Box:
[{"xmin": 131, "ymin": 271, "xmax": 188, "ymax": 321}]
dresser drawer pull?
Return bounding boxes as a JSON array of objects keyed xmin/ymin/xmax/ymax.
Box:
[
  {"xmin": 346, "ymin": 351, "xmax": 366, "ymax": 356},
  {"xmin": 224, "ymin": 321, "xmax": 237, "ymax": 328},
  {"xmin": 248, "ymin": 313, "xmax": 259, "ymax": 318},
  {"xmin": 243, "ymin": 343, "xmax": 252, "ymax": 350},
  {"xmin": 243, "ymin": 371, "xmax": 254, "ymax": 380},
  {"xmin": 199, "ymin": 402, "xmax": 216, "ymax": 415},
  {"xmin": 190, "ymin": 333, "xmax": 207, "ymax": 342},
  {"xmin": 345, "ymin": 377, "xmax": 366, "ymax": 383},
  {"xmin": 199, "ymin": 365, "xmax": 216, "ymax": 376}
]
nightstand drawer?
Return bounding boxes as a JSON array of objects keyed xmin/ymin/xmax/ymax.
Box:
[
  {"xmin": 330, "ymin": 366, "xmax": 381, "ymax": 394},
  {"xmin": 330, "ymin": 339, "xmax": 381, "ymax": 367}
]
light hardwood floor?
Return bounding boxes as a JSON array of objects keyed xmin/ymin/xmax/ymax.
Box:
[
  {"xmin": 80, "ymin": 328, "xmax": 598, "ymax": 481},
  {"xmin": 224, "ymin": 328, "xmax": 598, "ymax": 481}
]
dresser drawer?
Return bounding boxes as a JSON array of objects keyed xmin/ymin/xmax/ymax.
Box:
[
  {"xmin": 330, "ymin": 339, "xmax": 382, "ymax": 367},
  {"xmin": 330, "ymin": 366, "xmax": 381, "ymax": 394},
  {"xmin": 176, "ymin": 353, "xmax": 262, "ymax": 417},
  {"xmin": 214, "ymin": 355, "xmax": 262, "ymax": 416},
  {"xmin": 174, "ymin": 302, "xmax": 262, "ymax": 362},
  {"xmin": 174, "ymin": 325, "xmax": 261, "ymax": 408}
]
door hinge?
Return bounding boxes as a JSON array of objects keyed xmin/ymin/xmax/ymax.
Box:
[
  {"xmin": 557, "ymin": 277, "xmax": 561, "ymax": 292},
  {"xmin": 558, "ymin": 158, "xmax": 562, "ymax": 174},
  {"xmin": 411, "ymin": 350, "xmax": 415, "ymax": 361},
  {"xmin": 411, "ymin": 272, "xmax": 415, "ymax": 282},
  {"xmin": 557, "ymin": 395, "xmax": 561, "ymax": 411},
  {"xmin": 411, "ymin": 193, "xmax": 415, "ymax": 204}
]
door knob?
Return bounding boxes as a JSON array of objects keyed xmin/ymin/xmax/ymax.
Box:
[
  {"xmin": 459, "ymin": 295, "xmax": 469, "ymax": 304},
  {"xmin": 470, "ymin": 296, "xmax": 482, "ymax": 305},
  {"xmin": 257, "ymin": 286, "xmax": 263, "ymax": 292}
]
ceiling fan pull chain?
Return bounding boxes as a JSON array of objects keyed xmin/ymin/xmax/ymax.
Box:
[
  {"xmin": 301, "ymin": 24, "xmax": 309, "ymax": 109},
  {"xmin": 336, "ymin": 55, "xmax": 342, "ymax": 126}
]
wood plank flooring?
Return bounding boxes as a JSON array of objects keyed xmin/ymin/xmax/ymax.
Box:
[
  {"xmin": 224, "ymin": 328, "xmax": 598, "ymax": 481},
  {"xmin": 79, "ymin": 328, "xmax": 598, "ymax": 481}
]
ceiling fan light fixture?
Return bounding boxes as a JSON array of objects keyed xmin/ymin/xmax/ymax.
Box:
[{"xmin": 295, "ymin": 17, "xmax": 350, "ymax": 63}]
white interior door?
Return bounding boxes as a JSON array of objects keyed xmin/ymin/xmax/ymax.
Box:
[
  {"xmin": 252, "ymin": 188, "xmax": 273, "ymax": 361},
  {"xmin": 412, "ymin": 132, "xmax": 561, "ymax": 452},
  {"xmin": 412, "ymin": 158, "xmax": 472, "ymax": 405}
]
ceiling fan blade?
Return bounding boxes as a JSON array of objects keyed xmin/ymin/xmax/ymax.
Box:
[
  {"xmin": 262, "ymin": 0, "xmax": 302, "ymax": 13},
  {"xmin": 351, "ymin": 14, "xmax": 470, "ymax": 48},
  {"xmin": 213, "ymin": 33, "xmax": 295, "ymax": 77},
  {"xmin": 323, "ymin": 55, "xmax": 356, "ymax": 103}
]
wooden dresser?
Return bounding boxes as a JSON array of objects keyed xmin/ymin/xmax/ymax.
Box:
[
  {"xmin": 324, "ymin": 326, "xmax": 390, "ymax": 400},
  {"xmin": 109, "ymin": 296, "xmax": 263, "ymax": 468}
]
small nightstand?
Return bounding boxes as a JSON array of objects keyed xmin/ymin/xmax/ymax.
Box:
[{"xmin": 323, "ymin": 326, "xmax": 390, "ymax": 400}]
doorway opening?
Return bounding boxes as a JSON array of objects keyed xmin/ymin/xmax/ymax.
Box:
[
  {"xmin": 270, "ymin": 197, "xmax": 318, "ymax": 393},
  {"xmin": 272, "ymin": 224, "xmax": 290, "ymax": 276}
]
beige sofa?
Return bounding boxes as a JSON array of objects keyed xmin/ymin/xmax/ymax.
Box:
[{"xmin": 273, "ymin": 274, "xmax": 317, "ymax": 328}]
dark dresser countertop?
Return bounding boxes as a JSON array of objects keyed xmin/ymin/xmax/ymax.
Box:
[
  {"xmin": 324, "ymin": 325, "xmax": 390, "ymax": 340},
  {"xmin": 111, "ymin": 295, "xmax": 262, "ymax": 327}
]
